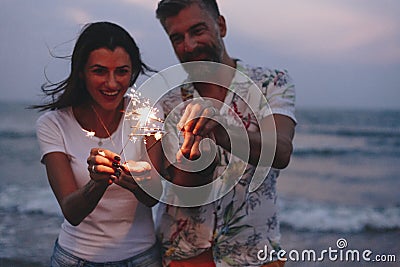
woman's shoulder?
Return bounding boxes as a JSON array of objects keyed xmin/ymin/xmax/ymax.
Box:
[{"xmin": 36, "ymin": 107, "xmax": 73, "ymax": 127}]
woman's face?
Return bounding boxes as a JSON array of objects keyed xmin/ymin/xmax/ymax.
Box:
[{"xmin": 82, "ymin": 46, "xmax": 132, "ymax": 111}]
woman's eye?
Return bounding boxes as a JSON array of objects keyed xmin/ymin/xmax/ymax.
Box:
[
  {"xmin": 116, "ymin": 68, "xmax": 130, "ymax": 75},
  {"xmin": 92, "ymin": 68, "xmax": 106, "ymax": 74}
]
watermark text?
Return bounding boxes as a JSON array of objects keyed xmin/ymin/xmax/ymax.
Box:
[{"xmin": 257, "ymin": 238, "xmax": 397, "ymax": 263}]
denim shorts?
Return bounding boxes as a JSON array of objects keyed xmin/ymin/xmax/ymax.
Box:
[{"xmin": 51, "ymin": 239, "xmax": 161, "ymax": 267}]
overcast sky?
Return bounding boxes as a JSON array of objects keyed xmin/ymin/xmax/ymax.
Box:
[{"xmin": 1, "ymin": 0, "xmax": 399, "ymax": 109}]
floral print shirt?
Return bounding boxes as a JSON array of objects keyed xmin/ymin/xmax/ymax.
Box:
[{"xmin": 155, "ymin": 61, "xmax": 296, "ymax": 266}]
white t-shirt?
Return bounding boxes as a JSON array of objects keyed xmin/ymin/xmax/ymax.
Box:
[{"xmin": 36, "ymin": 99, "xmax": 156, "ymax": 262}]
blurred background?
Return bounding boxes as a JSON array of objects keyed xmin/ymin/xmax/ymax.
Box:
[{"xmin": 1, "ymin": 1, "xmax": 399, "ymax": 266}]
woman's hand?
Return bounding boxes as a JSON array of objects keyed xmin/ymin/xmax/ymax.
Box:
[
  {"xmin": 115, "ymin": 161, "xmax": 152, "ymax": 193},
  {"xmin": 87, "ymin": 148, "xmax": 122, "ymax": 185}
]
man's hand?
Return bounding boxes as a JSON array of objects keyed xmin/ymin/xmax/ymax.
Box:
[
  {"xmin": 177, "ymin": 98, "xmax": 219, "ymax": 137},
  {"xmin": 176, "ymin": 131, "xmax": 217, "ymax": 163},
  {"xmin": 177, "ymin": 99, "xmax": 220, "ymax": 162}
]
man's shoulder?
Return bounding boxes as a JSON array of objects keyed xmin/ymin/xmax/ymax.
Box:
[
  {"xmin": 158, "ymin": 86, "xmax": 185, "ymax": 103},
  {"xmin": 240, "ymin": 62, "xmax": 289, "ymax": 79},
  {"xmin": 157, "ymin": 85, "xmax": 193, "ymax": 115},
  {"xmin": 237, "ymin": 61, "xmax": 292, "ymax": 90}
]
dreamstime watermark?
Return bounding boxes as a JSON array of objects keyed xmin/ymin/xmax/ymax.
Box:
[{"xmin": 257, "ymin": 238, "xmax": 398, "ymax": 263}]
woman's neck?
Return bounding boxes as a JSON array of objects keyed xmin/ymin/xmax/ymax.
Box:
[{"xmin": 73, "ymin": 100, "xmax": 124, "ymax": 138}]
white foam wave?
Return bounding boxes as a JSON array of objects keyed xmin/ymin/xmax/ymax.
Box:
[
  {"xmin": 279, "ymin": 197, "xmax": 400, "ymax": 232},
  {"xmin": 2, "ymin": 185, "xmax": 399, "ymax": 233},
  {"xmin": 0, "ymin": 185, "xmax": 61, "ymax": 216}
]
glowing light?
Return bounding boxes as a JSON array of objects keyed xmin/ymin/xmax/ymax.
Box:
[
  {"xmin": 83, "ymin": 129, "xmax": 95, "ymax": 138},
  {"xmin": 154, "ymin": 131, "xmax": 163, "ymax": 141},
  {"xmin": 120, "ymin": 87, "xmax": 166, "ymax": 153},
  {"xmin": 84, "ymin": 87, "xmax": 166, "ymax": 155}
]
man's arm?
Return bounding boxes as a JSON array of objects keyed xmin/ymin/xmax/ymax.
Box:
[
  {"xmin": 270, "ymin": 114, "xmax": 295, "ymax": 169},
  {"xmin": 212, "ymin": 114, "xmax": 295, "ymax": 169}
]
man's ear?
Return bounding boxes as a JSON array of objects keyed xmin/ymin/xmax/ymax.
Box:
[{"xmin": 218, "ymin": 15, "xmax": 227, "ymax": 37}]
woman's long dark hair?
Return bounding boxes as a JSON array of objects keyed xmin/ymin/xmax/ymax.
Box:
[{"xmin": 32, "ymin": 21, "xmax": 153, "ymax": 111}]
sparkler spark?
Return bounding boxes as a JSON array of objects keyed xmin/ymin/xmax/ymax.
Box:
[
  {"xmin": 154, "ymin": 131, "xmax": 163, "ymax": 141},
  {"xmin": 125, "ymin": 88, "xmax": 165, "ymax": 140},
  {"xmin": 119, "ymin": 87, "xmax": 166, "ymax": 154},
  {"xmin": 83, "ymin": 129, "xmax": 95, "ymax": 138},
  {"xmin": 83, "ymin": 88, "xmax": 166, "ymax": 156}
]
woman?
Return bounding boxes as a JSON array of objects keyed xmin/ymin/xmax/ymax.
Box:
[{"xmin": 34, "ymin": 22, "xmax": 162, "ymax": 266}]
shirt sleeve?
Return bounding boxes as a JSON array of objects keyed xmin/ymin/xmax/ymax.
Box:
[
  {"xmin": 259, "ymin": 69, "xmax": 297, "ymax": 124},
  {"xmin": 36, "ymin": 112, "xmax": 66, "ymax": 163}
]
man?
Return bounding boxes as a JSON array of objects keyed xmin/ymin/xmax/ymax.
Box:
[{"xmin": 154, "ymin": 1, "xmax": 296, "ymax": 266}]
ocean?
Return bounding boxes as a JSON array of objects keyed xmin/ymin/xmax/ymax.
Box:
[{"xmin": 0, "ymin": 101, "xmax": 399, "ymax": 266}]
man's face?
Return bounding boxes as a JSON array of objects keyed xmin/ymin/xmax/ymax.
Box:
[{"xmin": 163, "ymin": 3, "xmax": 225, "ymax": 63}]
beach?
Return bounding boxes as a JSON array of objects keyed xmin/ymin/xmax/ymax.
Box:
[
  {"xmin": 1, "ymin": 210, "xmax": 399, "ymax": 266},
  {"xmin": 0, "ymin": 102, "xmax": 399, "ymax": 266}
]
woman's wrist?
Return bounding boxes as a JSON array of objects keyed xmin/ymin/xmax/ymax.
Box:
[{"xmin": 82, "ymin": 180, "xmax": 108, "ymax": 204}]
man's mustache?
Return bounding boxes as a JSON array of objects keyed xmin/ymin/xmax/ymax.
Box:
[{"xmin": 182, "ymin": 46, "xmax": 217, "ymax": 62}]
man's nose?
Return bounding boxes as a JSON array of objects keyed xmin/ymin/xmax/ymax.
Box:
[{"xmin": 184, "ymin": 35, "xmax": 198, "ymax": 53}]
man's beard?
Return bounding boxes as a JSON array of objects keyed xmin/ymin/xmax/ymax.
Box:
[{"xmin": 181, "ymin": 44, "xmax": 224, "ymax": 81}]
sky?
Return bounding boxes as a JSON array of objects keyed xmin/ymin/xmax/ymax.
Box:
[{"xmin": 1, "ymin": 0, "xmax": 399, "ymax": 109}]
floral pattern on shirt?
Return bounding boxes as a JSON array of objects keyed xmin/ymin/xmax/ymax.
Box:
[{"xmin": 156, "ymin": 61, "xmax": 296, "ymax": 266}]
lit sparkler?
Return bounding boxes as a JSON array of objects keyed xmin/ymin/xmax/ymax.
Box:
[
  {"xmin": 83, "ymin": 87, "xmax": 166, "ymax": 155},
  {"xmin": 120, "ymin": 88, "xmax": 166, "ymax": 154}
]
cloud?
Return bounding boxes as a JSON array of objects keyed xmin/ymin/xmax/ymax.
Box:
[
  {"xmin": 0, "ymin": 0, "xmax": 398, "ymax": 108},
  {"xmin": 64, "ymin": 7, "xmax": 93, "ymax": 25},
  {"xmin": 117, "ymin": 0, "xmax": 158, "ymax": 10},
  {"xmin": 220, "ymin": 0, "xmax": 400, "ymax": 64}
]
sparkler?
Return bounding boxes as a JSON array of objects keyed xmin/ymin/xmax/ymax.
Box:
[
  {"xmin": 83, "ymin": 87, "xmax": 166, "ymax": 168},
  {"xmin": 120, "ymin": 88, "xmax": 166, "ymax": 155},
  {"xmin": 83, "ymin": 88, "xmax": 166, "ymax": 185}
]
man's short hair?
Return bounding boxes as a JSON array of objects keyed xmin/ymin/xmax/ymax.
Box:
[{"xmin": 156, "ymin": 0, "xmax": 221, "ymax": 26}]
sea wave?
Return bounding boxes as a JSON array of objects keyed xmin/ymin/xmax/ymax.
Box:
[
  {"xmin": 279, "ymin": 197, "xmax": 400, "ymax": 233},
  {"xmin": 293, "ymin": 147, "xmax": 359, "ymax": 156},
  {"xmin": 0, "ymin": 185, "xmax": 61, "ymax": 217},
  {"xmin": 0, "ymin": 129, "xmax": 36, "ymax": 139},
  {"xmin": 329, "ymin": 127, "xmax": 399, "ymax": 138},
  {"xmin": 292, "ymin": 131, "xmax": 400, "ymax": 158},
  {"xmin": 1, "ymin": 185, "xmax": 399, "ymax": 233},
  {"xmin": 293, "ymin": 147, "xmax": 399, "ymax": 157},
  {"xmin": 299, "ymin": 125, "xmax": 400, "ymax": 139}
]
